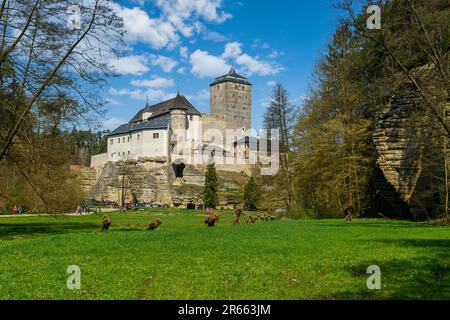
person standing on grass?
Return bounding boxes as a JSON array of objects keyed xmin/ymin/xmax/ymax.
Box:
[{"xmin": 12, "ymin": 205, "xmax": 17, "ymax": 215}]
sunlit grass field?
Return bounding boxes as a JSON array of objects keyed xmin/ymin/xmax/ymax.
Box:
[{"xmin": 0, "ymin": 209, "xmax": 449, "ymax": 300}]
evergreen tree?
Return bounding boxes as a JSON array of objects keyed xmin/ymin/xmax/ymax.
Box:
[
  {"xmin": 203, "ymin": 162, "xmax": 219, "ymax": 209},
  {"xmin": 262, "ymin": 83, "xmax": 296, "ymax": 210},
  {"xmin": 243, "ymin": 176, "xmax": 259, "ymax": 210}
]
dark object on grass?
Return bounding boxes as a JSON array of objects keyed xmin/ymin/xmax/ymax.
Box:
[
  {"xmin": 233, "ymin": 205, "xmax": 245, "ymax": 225},
  {"xmin": 245, "ymin": 215, "xmax": 257, "ymax": 224},
  {"xmin": 102, "ymin": 215, "xmax": 111, "ymax": 231},
  {"xmin": 148, "ymin": 218, "xmax": 162, "ymax": 231},
  {"xmin": 204, "ymin": 208, "xmax": 219, "ymax": 227}
]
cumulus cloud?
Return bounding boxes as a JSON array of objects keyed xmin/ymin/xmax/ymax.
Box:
[
  {"xmin": 149, "ymin": 55, "xmax": 178, "ymax": 73},
  {"xmin": 189, "ymin": 49, "xmax": 230, "ymax": 78},
  {"xmin": 222, "ymin": 41, "xmax": 242, "ymax": 59},
  {"xmin": 180, "ymin": 46, "xmax": 188, "ymax": 59},
  {"xmin": 189, "ymin": 42, "xmax": 282, "ymax": 78},
  {"xmin": 235, "ymin": 53, "xmax": 279, "ymax": 76},
  {"xmin": 109, "ymin": 55, "xmax": 150, "ymax": 75},
  {"xmin": 111, "ymin": 0, "xmax": 231, "ymax": 50},
  {"xmin": 131, "ymin": 77, "xmax": 175, "ymax": 88},
  {"xmin": 156, "ymin": 0, "xmax": 232, "ymax": 24}
]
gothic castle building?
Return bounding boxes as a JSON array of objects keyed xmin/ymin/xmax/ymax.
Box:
[{"xmin": 104, "ymin": 68, "xmax": 253, "ymax": 163}]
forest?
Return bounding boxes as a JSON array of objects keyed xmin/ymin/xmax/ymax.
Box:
[{"xmin": 260, "ymin": 0, "xmax": 449, "ymax": 221}]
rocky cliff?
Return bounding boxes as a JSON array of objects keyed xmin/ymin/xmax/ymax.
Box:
[
  {"xmin": 78, "ymin": 157, "xmax": 248, "ymax": 209},
  {"xmin": 373, "ymin": 85, "xmax": 446, "ymax": 219}
]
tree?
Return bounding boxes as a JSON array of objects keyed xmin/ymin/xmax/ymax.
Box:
[
  {"xmin": 0, "ymin": 0, "xmax": 124, "ymax": 161},
  {"xmin": 203, "ymin": 162, "xmax": 219, "ymax": 209},
  {"xmin": 0, "ymin": 1, "xmax": 124, "ymax": 213},
  {"xmin": 263, "ymin": 83, "xmax": 296, "ymax": 210},
  {"xmin": 243, "ymin": 176, "xmax": 259, "ymax": 210},
  {"xmin": 291, "ymin": 0, "xmax": 449, "ymax": 220}
]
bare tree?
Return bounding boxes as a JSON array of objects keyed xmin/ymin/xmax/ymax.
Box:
[{"xmin": 0, "ymin": 0, "xmax": 125, "ymax": 161}]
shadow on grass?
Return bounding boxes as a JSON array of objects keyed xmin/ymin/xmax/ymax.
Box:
[
  {"xmin": 331, "ymin": 238, "xmax": 450, "ymax": 300},
  {"xmin": 0, "ymin": 222, "xmax": 100, "ymax": 240},
  {"xmin": 0, "ymin": 222, "xmax": 150, "ymax": 240}
]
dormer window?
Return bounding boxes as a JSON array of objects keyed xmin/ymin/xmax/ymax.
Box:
[{"xmin": 142, "ymin": 112, "xmax": 152, "ymax": 121}]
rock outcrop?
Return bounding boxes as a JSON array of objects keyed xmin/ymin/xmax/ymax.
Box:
[
  {"xmin": 78, "ymin": 158, "xmax": 248, "ymax": 208},
  {"xmin": 373, "ymin": 85, "xmax": 446, "ymax": 219}
]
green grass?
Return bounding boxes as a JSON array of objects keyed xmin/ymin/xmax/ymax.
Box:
[{"xmin": 0, "ymin": 210, "xmax": 449, "ymax": 300}]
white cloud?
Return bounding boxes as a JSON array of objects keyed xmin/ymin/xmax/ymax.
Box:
[
  {"xmin": 236, "ymin": 53, "xmax": 280, "ymax": 76},
  {"xmin": 111, "ymin": 4, "xmax": 180, "ymax": 49},
  {"xmin": 222, "ymin": 41, "xmax": 242, "ymax": 60},
  {"xmin": 189, "ymin": 42, "xmax": 282, "ymax": 78},
  {"xmin": 189, "ymin": 49, "xmax": 230, "ymax": 78},
  {"xmin": 156, "ymin": 0, "xmax": 232, "ymax": 24},
  {"xmin": 102, "ymin": 117, "xmax": 128, "ymax": 130},
  {"xmin": 180, "ymin": 46, "xmax": 188, "ymax": 59},
  {"xmin": 203, "ymin": 31, "xmax": 228, "ymax": 42},
  {"xmin": 109, "ymin": 55, "xmax": 149, "ymax": 75},
  {"xmin": 266, "ymin": 81, "xmax": 277, "ymax": 87},
  {"xmin": 177, "ymin": 67, "xmax": 186, "ymax": 74},
  {"xmin": 111, "ymin": 1, "xmax": 231, "ymax": 50},
  {"xmin": 150, "ymin": 55, "xmax": 178, "ymax": 73},
  {"xmin": 109, "ymin": 87, "xmax": 174, "ymax": 103},
  {"xmin": 131, "ymin": 77, "xmax": 175, "ymax": 88}
]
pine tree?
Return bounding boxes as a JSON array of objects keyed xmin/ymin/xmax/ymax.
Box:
[
  {"xmin": 243, "ymin": 176, "xmax": 259, "ymax": 210},
  {"xmin": 263, "ymin": 83, "xmax": 296, "ymax": 210},
  {"xmin": 203, "ymin": 162, "xmax": 219, "ymax": 209}
]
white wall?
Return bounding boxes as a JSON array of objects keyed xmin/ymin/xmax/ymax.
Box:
[
  {"xmin": 142, "ymin": 130, "xmax": 168, "ymax": 158},
  {"xmin": 107, "ymin": 130, "xmax": 169, "ymax": 161},
  {"xmin": 108, "ymin": 134, "xmax": 133, "ymax": 161}
]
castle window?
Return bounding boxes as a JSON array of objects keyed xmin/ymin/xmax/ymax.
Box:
[
  {"xmin": 137, "ymin": 134, "xmax": 140, "ymax": 140},
  {"xmin": 153, "ymin": 133, "xmax": 159, "ymax": 139},
  {"xmin": 122, "ymin": 137, "xmax": 125, "ymax": 143},
  {"xmin": 128, "ymin": 151, "xmax": 130, "ymax": 155},
  {"xmin": 127, "ymin": 136, "xmax": 130, "ymax": 142},
  {"xmin": 118, "ymin": 138, "xmax": 120, "ymax": 144},
  {"xmin": 190, "ymin": 115, "xmax": 193, "ymax": 121},
  {"xmin": 110, "ymin": 139, "xmax": 113, "ymax": 145}
]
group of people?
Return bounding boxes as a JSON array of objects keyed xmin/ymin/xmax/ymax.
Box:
[
  {"xmin": 76, "ymin": 205, "xmax": 102, "ymax": 215},
  {"xmin": 11, "ymin": 205, "xmax": 25, "ymax": 215}
]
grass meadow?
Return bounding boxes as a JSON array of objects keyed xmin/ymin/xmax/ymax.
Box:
[{"xmin": 0, "ymin": 209, "xmax": 449, "ymax": 300}]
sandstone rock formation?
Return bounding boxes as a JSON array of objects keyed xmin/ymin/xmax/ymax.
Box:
[
  {"xmin": 78, "ymin": 157, "xmax": 248, "ymax": 209},
  {"xmin": 373, "ymin": 85, "xmax": 444, "ymax": 219}
]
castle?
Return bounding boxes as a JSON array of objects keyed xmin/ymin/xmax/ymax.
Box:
[
  {"xmin": 103, "ymin": 67, "xmax": 252, "ymax": 164},
  {"xmin": 84, "ymin": 68, "xmax": 263, "ymax": 208}
]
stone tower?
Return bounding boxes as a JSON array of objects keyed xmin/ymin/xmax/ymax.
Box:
[
  {"xmin": 170, "ymin": 93, "xmax": 188, "ymax": 142},
  {"xmin": 210, "ymin": 67, "xmax": 252, "ymax": 131}
]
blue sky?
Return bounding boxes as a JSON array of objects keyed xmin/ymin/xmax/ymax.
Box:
[{"xmin": 102, "ymin": 0, "xmax": 340, "ymax": 131}]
